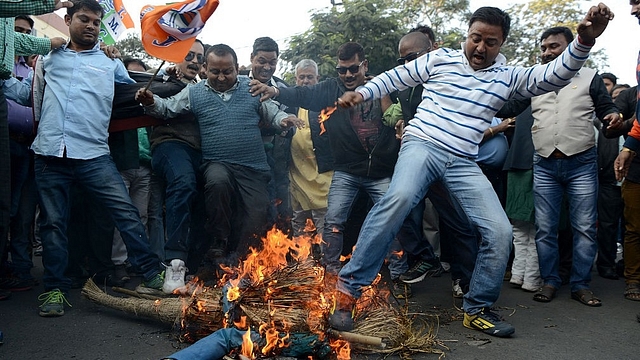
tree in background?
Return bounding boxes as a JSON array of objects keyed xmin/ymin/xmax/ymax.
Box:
[
  {"xmin": 115, "ymin": 33, "xmax": 162, "ymax": 69},
  {"xmin": 281, "ymin": 0, "xmax": 417, "ymax": 80},
  {"xmin": 281, "ymin": 0, "xmax": 608, "ymax": 81},
  {"xmin": 502, "ymin": 0, "xmax": 606, "ymax": 68}
]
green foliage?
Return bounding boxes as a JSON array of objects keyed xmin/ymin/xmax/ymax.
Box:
[
  {"xmin": 502, "ymin": 0, "xmax": 607, "ymax": 68},
  {"xmin": 281, "ymin": 0, "xmax": 417, "ymax": 79},
  {"xmin": 281, "ymin": 0, "xmax": 475, "ymax": 80}
]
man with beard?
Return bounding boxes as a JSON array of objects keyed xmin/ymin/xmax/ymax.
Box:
[
  {"xmin": 499, "ymin": 26, "xmax": 619, "ymax": 307},
  {"xmin": 326, "ymin": 5, "xmax": 613, "ymax": 337},
  {"xmin": 29, "ymin": 0, "xmax": 164, "ymax": 316}
]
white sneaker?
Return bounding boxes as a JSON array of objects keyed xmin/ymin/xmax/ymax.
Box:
[{"xmin": 162, "ymin": 259, "xmax": 187, "ymax": 294}]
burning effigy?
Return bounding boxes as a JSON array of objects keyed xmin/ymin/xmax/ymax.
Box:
[{"xmin": 82, "ymin": 227, "xmax": 446, "ymax": 359}]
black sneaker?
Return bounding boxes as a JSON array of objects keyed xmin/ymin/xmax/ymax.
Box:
[
  {"xmin": 328, "ymin": 291, "xmax": 356, "ymax": 331},
  {"xmin": 463, "ymin": 308, "xmax": 515, "ymax": 337},
  {"xmin": 399, "ymin": 259, "xmax": 443, "ymax": 284},
  {"xmin": 391, "ymin": 278, "xmax": 412, "ymax": 299}
]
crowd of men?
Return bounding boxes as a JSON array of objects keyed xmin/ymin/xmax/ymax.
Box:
[{"xmin": 1, "ymin": 0, "xmax": 639, "ymax": 346}]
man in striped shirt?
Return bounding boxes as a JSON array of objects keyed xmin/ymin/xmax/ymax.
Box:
[{"xmin": 331, "ymin": 4, "xmax": 614, "ymax": 337}]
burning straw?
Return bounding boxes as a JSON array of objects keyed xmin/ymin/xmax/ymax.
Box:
[{"xmin": 81, "ymin": 228, "xmax": 445, "ymax": 358}]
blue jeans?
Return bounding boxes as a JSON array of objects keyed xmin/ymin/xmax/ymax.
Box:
[
  {"xmin": 151, "ymin": 141, "xmax": 201, "ymax": 262},
  {"xmin": 337, "ymin": 136, "xmax": 512, "ymax": 314},
  {"xmin": 533, "ymin": 147, "xmax": 598, "ymax": 291},
  {"xmin": 34, "ymin": 155, "xmax": 160, "ymax": 292},
  {"xmin": 147, "ymin": 172, "xmax": 166, "ymax": 261},
  {"xmin": 322, "ymin": 171, "xmax": 407, "ymax": 278}
]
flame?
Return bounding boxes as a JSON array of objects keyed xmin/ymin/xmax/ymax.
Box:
[
  {"xmin": 330, "ymin": 339, "xmax": 351, "ymax": 360},
  {"xmin": 318, "ymin": 104, "xmax": 338, "ymax": 135},
  {"xmin": 241, "ymin": 328, "xmax": 254, "ymax": 358},
  {"xmin": 259, "ymin": 322, "xmax": 289, "ymax": 355},
  {"xmin": 303, "ymin": 218, "xmax": 316, "ymax": 233},
  {"xmin": 178, "ymin": 226, "xmax": 389, "ymax": 360}
]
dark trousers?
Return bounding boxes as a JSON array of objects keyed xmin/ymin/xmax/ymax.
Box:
[
  {"xmin": 0, "ymin": 90, "xmax": 10, "ymax": 271},
  {"xmin": 8, "ymin": 145, "xmax": 37, "ymax": 277},
  {"xmin": 621, "ymin": 180, "xmax": 640, "ymax": 283},
  {"xmin": 201, "ymin": 161, "xmax": 270, "ymax": 256},
  {"xmin": 66, "ymin": 187, "xmax": 115, "ymax": 279},
  {"xmin": 596, "ymin": 182, "xmax": 624, "ymax": 270},
  {"xmin": 151, "ymin": 141, "xmax": 201, "ymax": 262}
]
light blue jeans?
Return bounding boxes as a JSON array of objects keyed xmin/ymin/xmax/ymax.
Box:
[
  {"xmin": 322, "ymin": 171, "xmax": 407, "ymax": 278},
  {"xmin": 337, "ymin": 135, "xmax": 512, "ymax": 314},
  {"xmin": 533, "ymin": 147, "xmax": 598, "ymax": 292}
]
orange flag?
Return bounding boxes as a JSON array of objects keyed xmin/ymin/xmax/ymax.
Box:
[{"xmin": 140, "ymin": 0, "xmax": 220, "ymax": 63}]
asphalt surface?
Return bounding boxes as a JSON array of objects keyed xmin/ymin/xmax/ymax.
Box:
[{"xmin": 0, "ymin": 257, "xmax": 638, "ymax": 360}]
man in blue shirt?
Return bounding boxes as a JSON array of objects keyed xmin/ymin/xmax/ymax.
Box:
[{"xmin": 30, "ymin": 0, "xmax": 163, "ymax": 317}]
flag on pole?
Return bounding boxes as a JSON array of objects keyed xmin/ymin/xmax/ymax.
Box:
[
  {"xmin": 98, "ymin": 0, "xmax": 135, "ymax": 45},
  {"xmin": 140, "ymin": 0, "xmax": 219, "ymax": 63}
]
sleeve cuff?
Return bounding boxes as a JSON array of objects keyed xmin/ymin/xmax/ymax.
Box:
[{"xmin": 624, "ymin": 136, "xmax": 640, "ymax": 153}]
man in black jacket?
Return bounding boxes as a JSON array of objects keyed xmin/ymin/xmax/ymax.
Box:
[{"xmin": 251, "ymin": 42, "xmax": 442, "ymax": 296}]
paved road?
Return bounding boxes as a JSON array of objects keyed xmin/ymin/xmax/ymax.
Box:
[{"xmin": 0, "ymin": 258, "xmax": 638, "ymax": 360}]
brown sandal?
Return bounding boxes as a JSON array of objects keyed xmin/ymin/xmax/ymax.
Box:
[
  {"xmin": 533, "ymin": 284, "xmax": 557, "ymax": 302},
  {"xmin": 624, "ymin": 283, "xmax": 640, "ymax": 301},
  {"xmin": 571, "ymin": 289, "xmax": 602, "ymax": 307}
]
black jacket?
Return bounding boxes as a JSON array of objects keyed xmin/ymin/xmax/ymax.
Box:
[
  {"xmin": 276, "ymin": 78, "xmax": 399, "ymax": 178},
  {"xmin": 289, "ymin": 106, "xmax": 334, "ymax": 174}
]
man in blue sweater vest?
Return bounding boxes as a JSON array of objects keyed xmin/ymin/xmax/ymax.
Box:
[{"xmin": 136, "ymin": 43, "xmax": 303, "ymax": 266}]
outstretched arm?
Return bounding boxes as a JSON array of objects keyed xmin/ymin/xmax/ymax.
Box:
[
  {"xmin": 135, "ymin": 86, "xmax": 192, "ymax": 119},
  {"xmin": 576, "ymin": 3, "xmax": 614, "ymax": 44}
]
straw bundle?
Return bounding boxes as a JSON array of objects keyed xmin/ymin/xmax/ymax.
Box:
[
  {"xmin": 81, "ymin": 279, "xmax": 183, "ymax": 324},
  {"xmin": 180, "ymin": 287, "xmax": 225, "ymax": 341},
  {"xmin": 81, "ymin": 259, "xmax": 442, "ymax": 357},
  {"xmin": 238, "ymin": 259, "xmax": 323, "ymax": 308},
  {"xmin": 239, "ymin": 304, "xmax": 310, "ymax": 332}
]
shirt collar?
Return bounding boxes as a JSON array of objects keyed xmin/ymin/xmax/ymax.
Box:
[
  {"xmin": 60, "ymin": 41, "xmax": 101, "ymax": 52},
  {"xmin": 205, "ymin": 78, "xmax": 240, "ymax": 95},
  {"xmin": 249, "ymin": 70, "xmax": 276, "ymax": 86}
]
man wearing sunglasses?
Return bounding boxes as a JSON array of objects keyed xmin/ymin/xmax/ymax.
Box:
[
  {"xmin": 146, "ymin": 39, "xmax": 206, "ymax": 294},
  {"xmin": 250, "ymin": 42, "xmax": 425, "ymax": 298}
]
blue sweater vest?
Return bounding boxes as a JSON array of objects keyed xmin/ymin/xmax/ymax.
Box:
[{"xmin": 189, "ymin": 78, "xmax": 269, "ymax": 172}]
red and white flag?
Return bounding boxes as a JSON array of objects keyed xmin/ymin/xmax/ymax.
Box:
[{"xmin": 140, "ymin": 0, "xmax": 219, "ymax": 63}]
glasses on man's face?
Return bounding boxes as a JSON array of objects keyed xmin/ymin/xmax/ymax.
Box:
[
  {"xmin": 185, "ymin": 51, "xmax": 204, "ymax": 64},
  {"xmin": 336, "ymin": 60, "xmax": 364, "ymax": 75},
  {"xmin": 396, "ymin": 49, "xmax": 429, "ymax": 65}
]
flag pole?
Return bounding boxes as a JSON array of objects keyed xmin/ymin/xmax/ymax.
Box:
[{"xmin": 143, "ymin": 60, "xmax": 166, "ymax": 92}]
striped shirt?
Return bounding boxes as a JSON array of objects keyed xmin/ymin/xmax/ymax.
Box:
[{"xmin": 357, "ymin": 38, "xmax": 593, "ymax": 158}]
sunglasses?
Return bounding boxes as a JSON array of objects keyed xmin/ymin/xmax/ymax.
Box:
[
  {"xmin": 336, "ymin": 60, "xmax": 364, "ymax": 75},
  {"xmin": 397, "ymin": 49, "xmax": 429, "ymax": 65},
  {"xmin": 185, "ymin": 51, "xmax": 204, "ymax": 64}
]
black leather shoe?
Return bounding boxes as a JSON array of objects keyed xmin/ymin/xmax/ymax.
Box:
[{"xmin": 598, "ymin": 267, "xmax": 619, "ymax": 280}]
